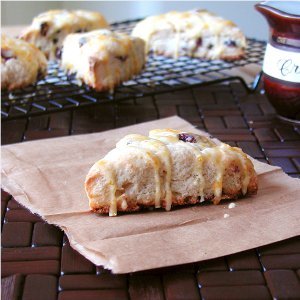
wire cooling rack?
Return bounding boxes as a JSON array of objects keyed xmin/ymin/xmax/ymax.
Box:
[{"xmin": 1, "ymin": 19, "xmax": 265, "ymax": 121}]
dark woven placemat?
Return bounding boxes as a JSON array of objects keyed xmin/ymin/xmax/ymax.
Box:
[{"xmin": 2, "ymin": 83, "xmax": 300, "ymax": 300}]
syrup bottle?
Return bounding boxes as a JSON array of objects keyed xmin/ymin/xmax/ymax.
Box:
[{"xmin": 255, "ymin": 1, "xmax": 300, "ymax": 123}]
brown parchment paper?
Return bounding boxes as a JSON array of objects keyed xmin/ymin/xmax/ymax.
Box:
[{"xmin": 2, "ymin": 116, "xmax": 300, "ymax": 273}]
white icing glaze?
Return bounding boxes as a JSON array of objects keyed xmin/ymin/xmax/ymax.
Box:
[
  {"xmin": 131, "ymin": 10, "xmax": 246, "ymax": 59},
  {"xmin": 201, "ymin": 146, "xmax": 225, "ymax": 202},
  {"xmin": 105, "ymin": 145, "xmax": 163, "ymax": 216},
  {"xmin": 150, "ymin": 130, "xmax": 217, "ymax": 201},
  {"xmin": 95, "ymin": 160, "xmax": 118, "ymax": 217},
  {"xmin": 117, "ymin": 134, "xmax": 172, "ymax": 210},
  {"xmin": 99, "ymin": 129, "xmax": 251, "ymax": 215},
  {"xmin": 61, "ymin": 29, "xmax": 145, "ymax": 91},
  {"xmin": 180, "ymin": 142, "xmax": 205, "ymax": 201},
  {"xmin": 230, "ymin": 146, "xmax": 250, "ymax": 195}
]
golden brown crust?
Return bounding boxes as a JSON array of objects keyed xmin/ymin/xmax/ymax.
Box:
[
  {"xmin": 90, "ymin": 180, "xmax": 258, "ymax": 214},
  {"xmin": 1, "ymin": 34, "xmax": 47, "ymax": 90},
  {"xmin": 219, "ymin": 53, "xmax": 245, "ymax": 61}
]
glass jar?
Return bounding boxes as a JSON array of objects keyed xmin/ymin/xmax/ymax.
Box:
[{"xmin": 255, "ymin": 1, "xmax": 300, "ymax": 124}]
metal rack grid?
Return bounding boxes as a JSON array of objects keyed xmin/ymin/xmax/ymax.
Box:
[{"xmin": 1, "ymin": 19, "xmax": 265, "ymax": 121}]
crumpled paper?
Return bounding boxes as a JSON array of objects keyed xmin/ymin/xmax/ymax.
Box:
[{"xmin": 2, "ymin": 116, "xmax": 300, "ymax": 273}]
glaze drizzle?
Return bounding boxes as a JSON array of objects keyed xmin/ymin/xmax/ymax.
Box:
[{"xmin": 97, "ymin": 129, "xmax": 252, "ymax": 216}]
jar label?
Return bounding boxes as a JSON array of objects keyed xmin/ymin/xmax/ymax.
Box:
[{"xmin": 263, "ymin": 44, "xmax": 300, "ymax": 83}]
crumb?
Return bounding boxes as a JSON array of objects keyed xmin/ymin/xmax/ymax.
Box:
[
  {"xmin": 224, "ymin": 213, "xmax": 230, "ymax": 218},
  {"xmin": 121, "ymin": 200, "xmax": 128, "ymax": 210},
  {"xmin": 228, "ymin": 202, "xmax": 236, "ymax": 209}
]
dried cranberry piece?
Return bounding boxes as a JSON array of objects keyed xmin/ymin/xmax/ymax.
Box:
[
  {"xmin": 178, "ymin": 133, "xmax": 197, "ymax": 143},
  {"xmin": 196, "ymin": 37, "xmax": 202, "ymax": 48},
  {"xmin": 40, "ymin": 22, "xmax": 50, "ymax": 36},
  {"xmin": 36, "ymin": 69, "xmax": 45, "ymax": 80},
  {"xmin": 55, "ymin": 47, "xmax": 62, "ymax": 59},
  {"xmin": 76, "ymin": 28, "xmax": 87, "ymax": 33},
  {"xmin": 224, "ymin": 40, "xmax": 237, "ymax": 47},
  {"xmin": 1, "ymin": 49, "xmax": 15, "ymax": 61},
  {"xmin": 116, "ymin": 55, "xmax": 128, "ymax": 62}
]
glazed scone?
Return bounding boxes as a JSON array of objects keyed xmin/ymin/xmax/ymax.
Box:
[
  {"xmin": 131, "ymin": 10, "xmax": 247, "ymax": 60},
  {"xmin": 1, "ymin": 34, "xmax": 47, "ymax": 90},
  {"xmin": 20, "ymin": 10, "xmax": 108, "ymax": 60},
  {"xmin": 61, "ymin": 29, "xmax": 145, "ymax": 91},
  {"xmin": 85, "ymin": 129, "xmax": 258, "ymax": 216}
]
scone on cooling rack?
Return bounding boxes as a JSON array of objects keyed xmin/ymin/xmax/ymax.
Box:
[
  {"xmin": 85, "ymin": 129, "xmax": 257, "ymax": 216},
  {"xmin": 1, "ymin": 34, "xmax": 47, "ymax": 91},
  {"xmin": 20, "ymin": 10, "xmax": 108, "ymax": 60},
  {"xmin": 131, "ymin": 10, "xmax": 247, "ymax": 60},
  {"xmin": 61, "ymin": 29, "xmax": 145, "ymax": 92}
]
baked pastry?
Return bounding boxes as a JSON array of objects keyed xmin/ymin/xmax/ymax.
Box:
[
  {"xmin": 1, "ymin": 34, "xmax": 47, "ymax": 90},
  {"xmin": 20, "ymin": 10, "xmax": 108, "ymax": 60},
  {"xmin": 61, "ymin": 29, "xmax": 145, "ymax": 91},
  {"xmin": 85, "ymin": 129, "xmax": 257, "ymax": 216},
  {"xmin": 131, "ymin": 10, "xmax": 247, "ymax": 60}
]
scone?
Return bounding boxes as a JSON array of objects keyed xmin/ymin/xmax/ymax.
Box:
[
  {"xmin": 131, "ymin": 10, "xmax": 247, "ymax": 60},
  {"xmin": 1, "ymin": 34, "xmax": 47, "ymax": 90},
  {"xmin": 61, "ymin": 29, "xmax": 145, "ymax": 91},
  {"xmin": 85, "ymin": 129, "xmax": 257, "ymax": 216},
  {"xmin": 20, "ymin": 10, "xmax": 108, "ymax": 60}
]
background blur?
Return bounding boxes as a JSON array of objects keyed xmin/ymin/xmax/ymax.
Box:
[{"xmin": 1, "ymin": 1, "xmax": 268, "ymax": 40}]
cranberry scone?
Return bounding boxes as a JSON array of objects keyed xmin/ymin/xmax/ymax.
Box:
[
  {"xmin": 1, "ymin": 34, "xmax": 47, "ymax": 90},
  {"xmin": 131, "ymin": 10, "xmax": 247, "ymax": 60},
  {"xmin": 61, "ymin": 29, "xmax": 145, "ymax": 91},
  {"xmin": 85, "ymin": 129, "xmax": 257, "ymax": 216},
  {"xmin": 20, "ymin": 10, "xmax": 108, "ymax": 60}
]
